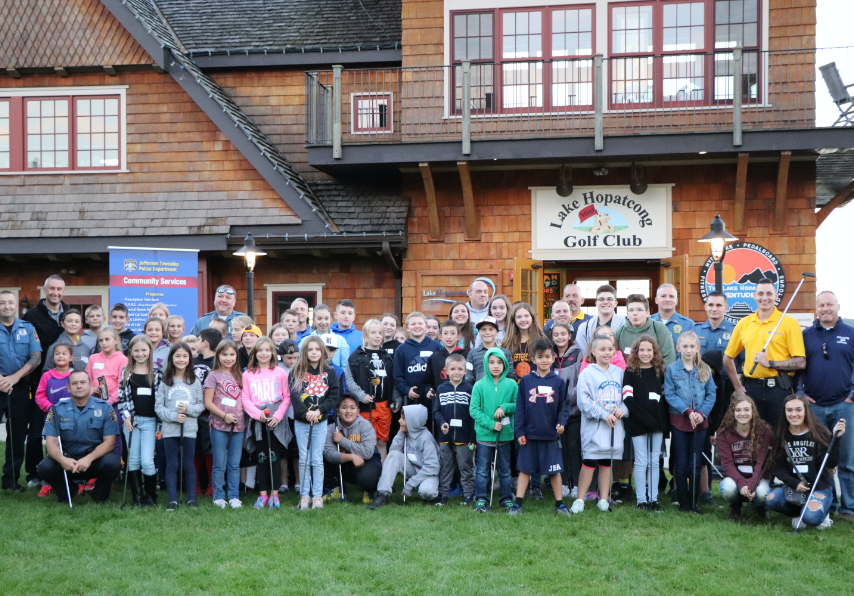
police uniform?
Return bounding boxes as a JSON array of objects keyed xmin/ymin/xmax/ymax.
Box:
[
  {"xmin": 0, "ymin": 317, "xmax": 41, "ymax": 489},
  {"xmin": 37, "ymin": 395, "xmax": 121, "ymax": 503},
  {"xmin": 725, "ymin": 307, "xmax": 806, "ymax": 427},
  {"xmin": 651, "ymin": 312, "xmax": 695, "ymax": 347},
  {"xmin": 696, "ymin": 319, "xmax": 739, "ymax": 378}
]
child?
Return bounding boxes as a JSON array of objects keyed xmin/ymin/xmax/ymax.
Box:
[
  {"xmin": 148, "ymin": 302, "xmax": 170, "ymax": 321},
  {"xmin": 425, "ymin": 320, "xmax": 469, "ymax": 397},
  {"xmin": 323, "ymin": 395, "xmax": 383, "ymax": 499},
  {"xmin": 117, "ymin": 335, "xmax": 161, "ymax": 507},
  {"xmin": 269, "ymin": 323, "xmax": 289, "ymax": 349},
  {"xmin": 300, "ymin": 304, "xmax": 350, "ymax": 368},
  {"xmin": 367, "ymin": 404, "xmax": 440, "ymax": 509},
  {"xmin": 393, "ymin": 328, "xmax": 409, "ymax": 344},
  {"xmin": 154, "ymin": 342, "xmax": 204, "ymax": 510},
  {"xmin": 510, "ymin": 339, "xmax": 570, "ymax": 516},
  {"xmin": 290, "ymin": 335, "xmax": 340, "ymax": 510},
  {"xmin": 425, "ymin": 315, "xmax": 441, "ymax": 342},
  {"xmin": 717, "ymin": 396, "xmax": 773, "ymax": 520},
  {"xmin": 320, "ymin": 334, "xmax": 348, "ymax": 397},
  {"xmin": 623, "ymin": 335, "xmax": 668, "ymax": 511},
  {"xmin": 615, "ymin": 294, "xmax": 677, "ymax": 366},
  {"xmin": 380, "ymin": 313, "xmax": 401, "ymax": 355},
  {"xmin": 82, "ymin": 305, "xmax": 105, "ymax": 353},
  {"xmin": 109, "ymin": 303, "xmax": 137, "ymax": 352},
  {"xmin": 209, "ymin": 317, "xmax": 229, "ymax": 339},
  {"xmin": 331, "ymin": 299, "xmax": 361, "ymax": 354},
  {"xmin": 278, "ymin": 339, "xmax": 299, "ymax": 371},
  {"xmin": 579, "ymin": 326, "xmax": 626, "ymax": 372},
  {"xmin": 276, "ymin": 338, "xmax": 300, "ymax": 492},
  {"xmin": 432, "ymin": 353, "xmax": 475, "ymax": 505},
  {"xmin": 466, "ymin": 316, "xmax": 514, "ymax": 384},
  {"xmin": 487, "ymin": 294, "xmax": 512, "ymax": 348},
  {"xmin": 346, "ymin": 319, "xmax": 400, "ymax": 462},
  {"xmin": 193, "ymin": 328, "xmax": 221, "ymax": 498},
  {"xmin": 664, "ymin": 331, "xmax": 716, "ymax": 514},
  {"xmin": 574, "ymin": 332, "xmax": 626, "ymax": 513},
  {"xmin": 238, "ymin": 324, "xmax": 262, "ymax": 370},
  {"xmin": 280, "ymin": 309, "xmax": 300, "ymax": 341},
  {"xmin": 448, "ymin": 301, "xmax": 476, "ymax": 351},
  {"xmin": 230, "ymin": 315, "xmax": 253, "ymax": 345},
  {"xmin": 42, "ymin": 309, "xmax": 90, "ymax": 372},
  {"xmin": 34, "ymin": 344, "xmax": 73, "ymax": 498},
  {"xmin": 182, "ymin": 335, "xmax": 199, "ymax": 358},
  {"xmin": 393, "ymin": 312, "xmax": 441, "ymax": 409},
  {"xmin": 470, "ymin": 348, "xmax": 517, "ymax": 512},
  {"xmin": 551, "ymin": 322, "xmax": 582, "ymax": 498},
  {"xmin": 166, "ymin": 315, "xmax": 186, "ymax": 346},
  {"xmin": 86, "ymin": 327, "xmax": 129, "ymax": 457},
  {"xmin": 143, "ymin": 317, "xmax": 170, "ymax": 374},
  {"xmin": 241, "ymin": 336, "xmax": 292, "ymax": 509},
  {"xmin": 204, "ymin": 339, "xmax": 246, "ymax": 509}
]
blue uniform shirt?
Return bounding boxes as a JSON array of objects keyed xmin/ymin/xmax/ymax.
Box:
[
  {"xmin": 189, "ymin": 310, "xmax": 247, "ymax": 340},
  {"xmin": 798, "ymin": 318, "xmax": 854, "ymax": 407},
  {"xmin": 0, "ymin": 318, "xmax": 41, "ymax": 376},
  {"xmin": 696, "ymin": 319, "xmax": 739, "ymax": 380},
  {"xmin": 651, "ymin": 312, "xmax": 695, "ymax": 346},
  {"xmin": 43, "ymin": 396, "xmax": 119, "ymax": 459}
]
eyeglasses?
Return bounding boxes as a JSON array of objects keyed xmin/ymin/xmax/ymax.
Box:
[
  {"xmin": 215, "ymin": 286, "xmax": 236, "ymax": 296},
  {"xmin": 596, "ymin": 297, "xmax": 616, "ymax": 303},
  {"xmin": 822, "ymin": 343, "xmax": 829, "ymax": 360}
]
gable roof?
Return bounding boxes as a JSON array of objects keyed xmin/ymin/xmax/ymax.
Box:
[{"xmin": 156, "ymin": 0, "xmax": 402, "ymax": 55}]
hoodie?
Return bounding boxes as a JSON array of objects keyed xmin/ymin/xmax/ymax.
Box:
[
  {"xmin": 717, "ymin": 424, "xmax": 773, "ymax": 491},
  {"xmin": 393, "ymin": 335, "xmax": 442, "ymax": 402},
  {"xmin": 424, "ymin": 345, "xmax": 469, "ymax": 395},
  {"xmin": 614, "ymin": 318, "xmax": 677, "ymax": 366},
  {"xmin": 346, "ymin": 346, "xmax": 401, "ymax": 412},
  {"xmin": 289, "ymin": 364, "xmax": 340, "ymax": 424},
  {"xmin": 35, "ymin": 369, "xmax": 72, "ymax": 413},
  {"xmin": 467, "ymin": 302, "xmax": 490, "ymax": 327},
  {"xmin": 389, "ymin": 404, "xmax": 440, "ymax": 493},
  {"xmin": 433, "ymin": 380, "xmax": 475, "ymax": 444},
  {"xmin": 622, "ymin": 367, "xmax": 668, "ymax": 437},
  {"xmin": 553, "ymin": 346, "xmax": 583, "ymax": 418},
  {"xmin": 577, "ymin": 362, "xmax": 627, "ymax": 460},
  {"xmin": 464, "ymin": 344, "xmax": 516, "ymax": 385},
  {"xmin": 323, "ymin": 415, "xmax": 379, "ymax": 464},
  {"xmin": 469, "ymin": 348, "xmax": 518, "ymax": 443},
  {"xmin": 515, "ymin": 368, "xmax": 569, "ymax": 441},
  {"xmin": 330, "ymin": 322, "xmax": 363, "ymax": 354},
  {"xmin": 42, "ymin": 334, "xmax": 92, "ymax": 372},
  {"xmin": 154, "ymin": 377, "xmax": 205, "ymax": 439}
]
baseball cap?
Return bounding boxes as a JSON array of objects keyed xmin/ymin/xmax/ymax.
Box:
[
  {"xmin": 476, "ymin": 316, "xmax": 499, "ymax": 330},
  {"xmin": 278, "ymin": 339, "xmax": 298, "ymax": 355},
  {"xmin": 241, "ymin": 324, "xmax": 262, "ymax": 338},
  {"xmin": 319, "ymin": 333, "xmax": 338, "ymax": 350}
]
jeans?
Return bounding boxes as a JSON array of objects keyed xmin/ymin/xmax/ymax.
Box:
[
  {"xmin": 376, "ymin": 450, "xmax": 439, "ymax": 500},
  {"xmin": 671, "ymin": 427, "xmax": 706, "ymax": 506},
  {"xmin": 810, "ymin": 400, "xmax": 854, "ymax": 515},
  {"xmin": 123, "ymin": 416, "xmax": 157, "ymax": 475},
  {"xmin": 474, "ymin": 440, "xmax": 512, "ymax": 503},
  {"xmin": 438, "ymin": 443, "xmax": 475, "ymax": 498},
  {"xmin": 210, "ymin": 427, "xmax": 242, "ymax": 501},
  {"xmin": 632, "ymin": 432, "xmax": 663, "ymax": 503},
  {"xmin": 767, "ymin": 486, "xmax": 833, "ymax": 526},
  {"xmin": 295, "ymin": 420, "xmax": 326, "ymax": 498},
  {"xmin": 720, "ymin": 477, "xmax": 770, "ymax": 507},
  {"xmin": 163, "ymin": 436, "xmax": 196, "ymax": 504}
]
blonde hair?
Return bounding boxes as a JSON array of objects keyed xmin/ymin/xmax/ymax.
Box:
[
  {"xmin": 147, "ymin": 302, "xmax": 170, "ymax": 319},
  {"xmin": 123, "ymin": 335, "xmax": 154, "ymax": 387},
  {"xmin": 677, "ymin": 331, "xmax": 710, "ymax": 383},
  {"xmin": 405, "ymin": 311, "xmax": 426, "ymax": 326},
  {"xmin": 181, "ymin": 334, "xmax": 199, "ymax": 344},
  {"xmin": 362, "ymin": 318, "xmax": 383, "ymax": 342},
  {"xmin": 165, "ymin": 315, "xmax": 185, "ymax": 335}
]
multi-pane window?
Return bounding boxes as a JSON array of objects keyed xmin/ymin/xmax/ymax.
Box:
[
  {"xmin": 452, "ymin": 12, "xmax": 495, "ymax": 113},
  {"xmin": 552, "ymin": 8, "xmax": 594, "ymax": 107},
  {"xmin": 351, "ymin": 93, "xmax": 392, "ymax": 133},
  {"xmin": 663, "ymin": 3, "xmax": 706, "ymax": 102},
  {"xmin": 76, "ymin": 98, "xmax": 120, "ymax": 168},
  {"xmin": 714, "ymin": 0, "xmax": 760, "ymax": 101},
  {"xmin": 26, "ymin": 99, "xmax": 69, "ymax": 169},
  {"xmin": 611, "ymin": 6, "xmax": 654, "ymax": 105},
  {"xmin": 0, "ymin": 102, "xmax": 9, "ymax": 169},
  {"xmin": 502, "ymin": 11, "xmax": 544, "ymax": 109}
]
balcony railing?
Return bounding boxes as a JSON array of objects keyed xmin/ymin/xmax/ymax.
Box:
[{"xmin": 305, "ymin": 47, "xmax": 853, "ymax": 153}]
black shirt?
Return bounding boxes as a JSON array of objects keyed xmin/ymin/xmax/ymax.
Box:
[{"xmin": 130, "ymin": 373, "xmax": 156, "ymax": 418}]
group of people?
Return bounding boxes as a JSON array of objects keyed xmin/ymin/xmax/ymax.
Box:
[{"xmin": 1, "ymin": 275, "xmax": 851, "ymax": 528}]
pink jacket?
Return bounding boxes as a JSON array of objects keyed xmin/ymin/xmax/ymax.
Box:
[
  {"xmin": 580, "ymin": 350, "xmax": 626, "ymax": 373},
  {"xmin": 241, "ymin": 366, "xmax": 290, "ymax": 422},
  {"xmin": 35, "ymin": 369, "xmax": 72, "ymax": 413},
  {"xmin": 85, "ymin": 350, "xmax": 128, "ymax": 405}
]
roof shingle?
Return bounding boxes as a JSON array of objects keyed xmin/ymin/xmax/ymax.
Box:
[{"xmin": 311, "ymin": 181, "xmax": 409, "ymax": 235}]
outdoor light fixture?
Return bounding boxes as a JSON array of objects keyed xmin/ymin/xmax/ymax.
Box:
[
  {"xmin": 699, "ymin": 214, "xmax": 738, "ymax": 294},
  {"xmin": 233, "ymin": 233, "xmax": 266, "ymax": 319},
  {"xmin": 556, "ymin": 164, "xmax": 573, "ymax": 197},
  {"xmin": 592, "ymin": 167, "xmax": 609, "ymax": 177},
  {"xmin": 629, "ymin": 163, "xmax": 647, "ymax": 195}
]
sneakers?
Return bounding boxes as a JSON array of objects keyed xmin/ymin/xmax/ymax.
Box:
[
  {"xmin": 499, "ymin": 499, "xmax": 514, "ymax": 510},
  {"xmin": 508, "ymin": 504, "xmax": 523, "ymax": 516},
  {"xmin": 680, "ymin": 504, "xmax": 704, "ymax": 515},
  {"xmin": 38, "ymin": 485, "xmax": 53, "ymax": 498},
  {"xmin": 27, "ymin": 479, "xmax": 42, "ymax": 489},
  {"xmin": 561, "ymin": 485, "xmax": 571, "ymax": 498},
  {"xmin": 648, "ymin": 501, "xmax": 662, "ymax": 512},
  {"xmin": 461, "ymin": 496, "xmax": 474, "ymax": 506},
  {"xmin": 527, "ymin": 487, "xmax": 544, "ymax": 500},
  {"xmin": 167, "ymin": 502, "xmax": 178, "ymax": 511},
  {"xmin": 3, "ymin": 483, "xmax": 25, "ymax": 493},
  {"xmin": 186, "ymin": 501, "xmax": 198, "ymax": 508},
  {"xmin": 253, "ymin": 496, "xmax": 269, "ymax": 509},
  {"xmin": 474, "ymin": 499, "xmax": 488, "ymax": 513},
  {"xmin": 362, "ymin": 491, "xmax": 372, "ymax": 504},
  {"xmin": 434, "ymin": 495, "xmax": 449, "ymax": 506},
  {"xmin": 268, "ymin": 495, "xmax": 280, "ymax": 509},
  {"xmin": 570, "ymin": 499, "xmax": 585, "ymax": 514},
  {"xmin": 83, "ymin": 479, "xmax": 96, "ymax": 491},
  {"xmin": 555, "ymin": 503, "xmax": 572, "ymax": 517},
  {"xmin": 570, "ymin": 486, "xmax": 578, "ymax": 499},
  {"xmin": 213, "ymin": 499, "xmax": 228, "ymax": 509},
  {"xmin": 817, "ymin": 515, "xmax": 833, "ymax": 530},
  {"xmin": 637, "ymin": 502, "xmax": 649, "ymax": 511},
  {"xmin": 448, "ymin": 484, "xmax": 463, "ymax": 498},
  {"xmin": 699, "ymin": 490, "xmax": 716, "ymax": 505},
  {"xmin": 312, "ymin": 497, "xmax": 324, "ymax": 509},
  {"xmin": 229, "ymin": 498, "xmax": 243, "ymax": 509},
  {"xmin": 278, "ymin": 484, "xmax": 289, "ymax": 493},
  {"xmin": 597, "ymin": 498, "xmax": 611, "ymax": 512},
  {"xmin": 729, "ymin": 504, "xmax": 743, "ymax": 521},
  {"xmin": 367, "ymin": 492, "xmax": 390, "ymax": 510},
  {"xmin": 298, "ymin": 496, "xmax": 311, "ymax": 511}
]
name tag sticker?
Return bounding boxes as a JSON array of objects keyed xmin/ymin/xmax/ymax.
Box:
[
  {"xmin": 501, "ymin": 417, "xmax": 511, "ymax": 426},
  {"xmin": 738, "ymin": 465, "xmax": 753, "ymax": 474},
  {"xmin": 420, "ymin": 351, "xmax": 433, "ymax": 357},
  {"xmin": 649, "ymin": 392, "xmax": 661, "ymax": 402},
  {"xmin": 538, "ymin": 386, "xmax": 550, "ymax": 393},
  {"xmin": 137, "ymin": 388, "xmax": 152, "ymax": 396},
  {"xmin": 407, "ymin": 453, "xmax": 418, "ymax": 463},
  {"xmin": 450, "ymin": 419, "xmax": 463, "ymax": 427},
  {"xmin": 624, "ymin": 347, "xmax": 632, "ymax": 355},
  {"xmin": 93, "ymin": 363, "xmax": 105, "ymax": 370},
  {"xmin": 386, "ymin": 348, "xmax": 394, "ymax": 354},
  {"xmin": 795, "ymin": 465, "xmax": 809, "ymax": 474},
  {"xmin": 375, "ymin": 370, "xmax": 387, "ymax": 377},
  {"xmin": 466, "ymin": 362, "xmax": 473, "ymax": 370},
  {"xmin": 177, "ymin": 401, "xmax": 188, "ymax": 408},
  {"xmin": 220, "ymin": 397, "xmax": 237, "ymax": 408}
]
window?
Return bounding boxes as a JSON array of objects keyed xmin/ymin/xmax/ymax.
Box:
[
  {"xmin": 714, "ymin": 0, "xmax": 760, "ymax": 101},
  {"xmin": 26, "ymin": 98, "xmax": 69, "ymax": 169},
  {"xmin": 0, "ymin": 101, "xmax": 9, "ymax": 169},
  {"xmin": 662, "ymin": 3, "xmax": 706, "ymax": 102},
  {"xmin": 351, "ymin": 93, "xmax": 393, "ymax": 134},
  {"xmin": 610, "ymin": 5, "xmax": 654, "ymax": 105},
  {"xmin": 76, "ymin": 97, "xmax": 120, "ymax": 168},
  {"xmin": 552, "ymin": 8, "xmax": 595, "ymax": 107},
  {"xmin": 452, "ymin": 12, "xmax": 496, "ymax": 113}
]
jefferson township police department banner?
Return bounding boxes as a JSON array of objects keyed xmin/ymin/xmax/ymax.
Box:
[{"xmin": 109, "ymin": 246, "xmax": 199, "ymax": 332}]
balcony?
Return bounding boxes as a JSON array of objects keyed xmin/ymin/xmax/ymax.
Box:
[{"xmin": 305, "ymin": 47, "xmax": 854, "ymax": 169}]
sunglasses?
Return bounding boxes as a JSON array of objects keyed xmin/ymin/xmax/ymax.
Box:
[
  {"xmin": 822, "ymin": 343, "xmax": 829, "ymax": 360},
  {"xmin": 215, "ymin": 286, "xmax": 236, "ymax": 296}
]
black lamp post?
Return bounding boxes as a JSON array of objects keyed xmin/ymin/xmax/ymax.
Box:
[
  {"xmin": 699, "ymin": 214, "xmax": 737, "ymax": 294},
  {"xmin": 233, "ymin": 233, "xmax": 266, "ymax": 320}
]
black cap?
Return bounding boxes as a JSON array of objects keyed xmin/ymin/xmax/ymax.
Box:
[{"xmin": 278, "ymin": 339, "xmax": 299, "ymax": 355}]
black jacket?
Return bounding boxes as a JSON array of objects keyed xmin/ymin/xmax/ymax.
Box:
[
  {"xmin": 433, "ymin": 380, "xmax": 476, "ymax": 444},
  {"xmin": 23, "ymin": 299, "xmax": 67, "ymax": 386},
  {"xmin": 424, "ymin": 345, "xmax": 469, "ymax": 395},
  {"xmin": 348, "ymin": 346, "xmax": 398, "ymax": 412},
  {"xmin": 622, "ymin": 367, "xmax": 668, "ymax": 436},
  {"xmin": 289, "ymin": 365, "xmax": 341, "ymax": 423}
]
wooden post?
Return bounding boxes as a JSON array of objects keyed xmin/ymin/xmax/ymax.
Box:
[
  {"xmin": 419, "ymin": 162, "xmax": 443, "ymax": 240},
  {"xmin": 462, "ymin": 61, "xmax": 471, "ymax": 156},
  {"xmin": 773, "ymin": 151, "xmax": 791, "ymax": 232},
  {"xmin": 457, "ymin": 161, "xmax": 480, "ymax": 240},
  {"xmin": 733, "ymin": 48, "xmax": 742, "ymax": 147},
  {"xmin": 816, "ymin": 180, "xmax": 854, "ymax": 228},
  {"xmin": 594, "ymin": 54, "xmax": 604, "ymax": 151},
  {"xmin": 733, "ymin": 152, "xmax": 749, "ymax": 233},
  {"xmin": 333, "ymin": 64, "xmax": 343, "ymax": 159}
]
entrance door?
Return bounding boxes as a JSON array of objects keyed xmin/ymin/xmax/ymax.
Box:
[
  {"xmin": 513, "ymin": 258, "xmax": 544, "ymax": 323},
  {"xmin": 660, "ymin": 255, "xmax": 690, "ymax": 317}
]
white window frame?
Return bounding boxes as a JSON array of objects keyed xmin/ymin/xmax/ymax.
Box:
[
  {"xmin": 264, "ymin": 283, "xmax": 325, "ymax": 333},
  {"xmin": 350, "ymin": 92, "xmax": 394, "ymax": 134},
  {"xmin": 0, "ymin": 86, "xmax": 129, "ymax": 175}
]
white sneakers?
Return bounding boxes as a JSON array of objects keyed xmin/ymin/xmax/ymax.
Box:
[
  {"xmin": 312, "ymin": 497, "xmax": 324, "ymax": 509},
  {"xmin": 229, "ymin": 498, "xmax": 242, "ymax": 508},
  {"xmin": 298, "ymin": 496, "xmax": 311, "ymax": 510},
  {"xmin": 570, "ymin": 499, "xmax": 585, "ymax": 514},
  {"xmin": 561, "ymin": 485, "xmax": 570, "ymax": 498},
  {"xmin": 791, "ymin": 515, "xmax": 833, "ymax": 530},
  {"xmin": 597, "ymin": 498, "xmax": 611, "ymax": 512},
  {"xmin": 213, "ymin": 499, "xmax": 228, "ymax": 509}
]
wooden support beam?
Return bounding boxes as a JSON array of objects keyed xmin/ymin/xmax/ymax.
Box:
[
  {"xmin": 419, "ymin": 162, "xmax": 442, "ymax": 240},
  {"xmin": 151, "ymin": 64, "xmax": 165, "ymax": 74},
  {"xmin": 816, "ymin": 179, "xmax": 854, "ymax": 228},
  {"xmin": 54, "ymin": 67, "xmax": 69, "ymax": 78},
  {"xmin": 733, "ymin": 152, "xmax": 749, "ymax": 233},
  {"xmin": 773, "ymin": 151, "xmax": 791, "ymax": 232},
  {"xmin": 456, "ymin": 161, "xmax": 480, "ymax": 240},
  {"xmin": 103, "ymin": 65, "xmax": 118, "ymax": 76},
  {"xmin": 5, "ymin": 68, "xmax": 21, "ymax": 79}
]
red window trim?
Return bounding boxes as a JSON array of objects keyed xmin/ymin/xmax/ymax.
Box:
[
  {"xmin": 23, "ymin": 96, "xmax": 71, "ymax": 172},
  {"xmin": 351, "ymin": 92, "xmax": 393, "ymax": 133},
  {"xmin": 0, "ymin": 98, "xmax": 10, "ymax": 172}
]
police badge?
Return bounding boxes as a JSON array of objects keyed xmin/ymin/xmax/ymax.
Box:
[
  {"xmin": 109, "ymin": 408, "xmax": 118, "ymax": 423},
  {"xmin": 46, "ymin": 407, "xmax": 55, "ymax": 423}
]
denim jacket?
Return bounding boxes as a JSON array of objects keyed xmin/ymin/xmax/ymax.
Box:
[{"xmin": 664, "ymin": 359, "xmax": 716, "ymax": 418}]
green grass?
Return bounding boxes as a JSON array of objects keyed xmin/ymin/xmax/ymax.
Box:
[{"xmin": 2, "ymin": 457, "xmax": 853, "ymax": 595}]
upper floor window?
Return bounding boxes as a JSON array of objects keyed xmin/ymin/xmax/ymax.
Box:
[
  {"xmin": 454, "ymin": 12, "xmax": 494, "ymax": 61},
  {"xmin": 0, "ymin": 101, "xmax": 9, "ymax": 169},
  {"xmin": 715, "ymin": 0, "xmax": 759, "ymax": 49}
]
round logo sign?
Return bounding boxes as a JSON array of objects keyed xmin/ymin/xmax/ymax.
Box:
[{"xmin": 699, "ymin": 242, "xmax": 786, "ymax": 324}]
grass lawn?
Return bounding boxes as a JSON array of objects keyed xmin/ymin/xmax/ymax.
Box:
[{"xmin": 2, "ymin": 450, "xmax": 852, "ymax": 596}]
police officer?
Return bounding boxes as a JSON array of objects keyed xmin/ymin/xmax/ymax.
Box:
[
  {"xmin": 724, "ymin": 278, "xmax": 806, "ymax": 427},
  {"xmin": 0, "ymin": 291, "xmax": 42, "ymax": 491},
  {"xmin": 651, "ymin": 283, "xmax": 695, "ymax": 345},
  {"xmin": 37, "ymin": 370, "xmax": 121, "ymax": 504},
  {"xmin": 189, "ymin": 285, "xmax": 246, "ymax": 340}
]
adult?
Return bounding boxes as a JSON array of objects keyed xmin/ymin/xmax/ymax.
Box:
[
  {"xmin": 651, "ymin": 284, "xmax": 695, "ymax": 346},
  {"xmin": 544, "ymin": 284, "xmax": 588, "ymax": 335},
  {"xmin": 331, "ymin": 299, "xmax": 362, "ymax": 353},
  {"xmin": 0, "ymin": 291, "xmax": 42, "ymax": 491},
  {"xmin": 36, "ymin": 370, "xmax": 121, "ymax": 504},
  {"xmin": 292, "ymin": 298, "xmax": 314, "ymax": 342},
  {"xmin": 696, "ymin": 291, "xmax": 738, "ymax": 379},
  {"xmin": 796, "ymin": 290, "xmax": 854, "ymax": 521},
  {"xmin": 466, "ymin": 279, "xmax": 492, "ymax": 327},
  {"xmin": 190, "ymin": 285, "xmax": 246, "ymax": 340},
  {"xmin": 724, "ymin": 278, "xmax": 805, "ymax": 427},
  {"xmin": 575, "ymin": 284, "xmax": 626, "ymax": 356}
]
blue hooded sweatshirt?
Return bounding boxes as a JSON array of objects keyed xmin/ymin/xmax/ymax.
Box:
[
  {"xmin": 515, "ymin": 369, "xmax": 569, "ymax": 441},
  {"xmin": 393, "ymin": 335, "xmax": 442, "ymax": 403},
  {"xmin": 331, "ymin": 322, "xmax": 363, "ymax": 354}
]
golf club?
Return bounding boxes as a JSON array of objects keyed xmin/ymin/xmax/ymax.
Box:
[
  {"xmin": 608, "ymin": 424, "xmax": 614, "ymax": 508},
  {"xmin": 701, "ymin": 452, "xmax": 723, "ymax": 478},
  {"xmin": 55, "ymin": 428, "xmax": 73, "ymax": 509},
  {"xmin": 336, "ymin": 421, "xmax": 345, "ymax": 503},
  {"xmin": 4, "ymin": 390, "xmax": 17, "ymax": 490},
  {"xmin": 298, "ymin": 416, "xmax": 314, "ymax": 508},
  {"xmin": 120, "ymin": 412, "xmax": 133, "ymax": 510},
  {"xmin": 647, "ymin": 433, "xmax": 652, "ymax": 505},
  {"xmin": 751, "ymin": 446, "xmax": 773, "ymax": 494},
  {"xmin": 490, "ymin": 425, "xmax": 499, "ymax": 509},
  {"xmin": 217, "ymin": 421, "xmax": 235, "ymax": 501},
  {"xmin": 791, "ymin": 424, "xmax": 842, "ymax": 535},
  {"xmin": 179, "ymin": 411, "xmax": 184, "ymax": 501},
  {"xmin": 692, "ymin": 394, "xmax": 697, "ymax": 512},
  {"xmin": 263, "ymin": 409, "xmax": 275, "ymax": 498},
  {"xmin": 749, "ymin": 272, "xmax": 815, "ymax": 375},
  {"xmin": 402, "ymin": 435, "xmax": 407, "ymax": 505}
]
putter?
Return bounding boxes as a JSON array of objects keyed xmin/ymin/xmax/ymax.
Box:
[
  {"xmin": 402, "ymin": 435, "xmax": 407, "ymax": 505},
  {"xmin": 263, "ymin": 409, "xmax": 275, "ymax": 497},
  {"xmin": 749, "ymin": 272, "xmax": 815, "ymax": 375},
  {"xmin": 647, "ymin": 433, "xmax": 652, "ymax": 505},
  {"xmin": 608, "ymin": 425, "xmax": 614, "ymax": 505},
  {"xmin": 4, "ymin": 390, "xmax": 16, "ymax": 490},
  {"xmin": 490, "ymin": 428, "xmax": 499, "ymax": 509},
  {"xmin": 335, "ymin": 422, "xmax": 346, "ymax": 502},
  {"xmin": 701, "ymin": 452, "xmax": 723, "ymax": 478},
  {"xmin": 120, "ymin": 413, "xmax": 133, "ymax": 510},
  {"xmin": 751, "ymin": 446, "xmax": 773, "ymax": 494},
  {"xmin": 218, "ymin": 422, "xmax": 235, "ymax": 501},
  {"xmin": 692, "ymin": 395, "xmax": 697, "ymax": 512},
  {"xmin": 55, "ymin": 430, "xmax": 73, "ymax": 509},
  {"xmin": 298, "ymin": 416, "xmax": 314, "ymax": 507},
  {"xmin": 179, "ymin": 416, "xmax": 184, "ymax": 501},
  {"xmin": 791, "ymin": 425, "xmax": 842, "ymax": 535}
]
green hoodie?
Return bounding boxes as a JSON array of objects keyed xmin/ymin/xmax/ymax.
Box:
[
  {"xmin": 469, "ymin": 347, "xmax": 518, "ymax": 443},
  {"xmin": 614, "ymin": 316, "xmax": 677, "ymax": 366}
]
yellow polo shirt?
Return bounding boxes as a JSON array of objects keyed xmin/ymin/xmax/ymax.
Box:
[{"xmin": 724, "ymin": 308, "xmax": 805, "ymax": 378}]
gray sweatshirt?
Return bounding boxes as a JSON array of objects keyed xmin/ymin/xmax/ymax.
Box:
[
  {"xmin": 575, "ymin": 313, "xmax": 627, "ymax": 356},
  {"xmin": 576, "ymin": 363, "xmax": 627, "ymax": 460},
  {"xmin": 464, "ymin": 345, "xmax": 516, "ymax": 385},
  {"xmin": 154, "ymin": 377, "xmax": 205, "ymax": 438},
  {"xmin": 390, "ymin": 404, "xmax": 440, "ymax": 492},
  {"xmin": 323, "ymin": 416, "xmax": 377, "ymax": 464}
]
